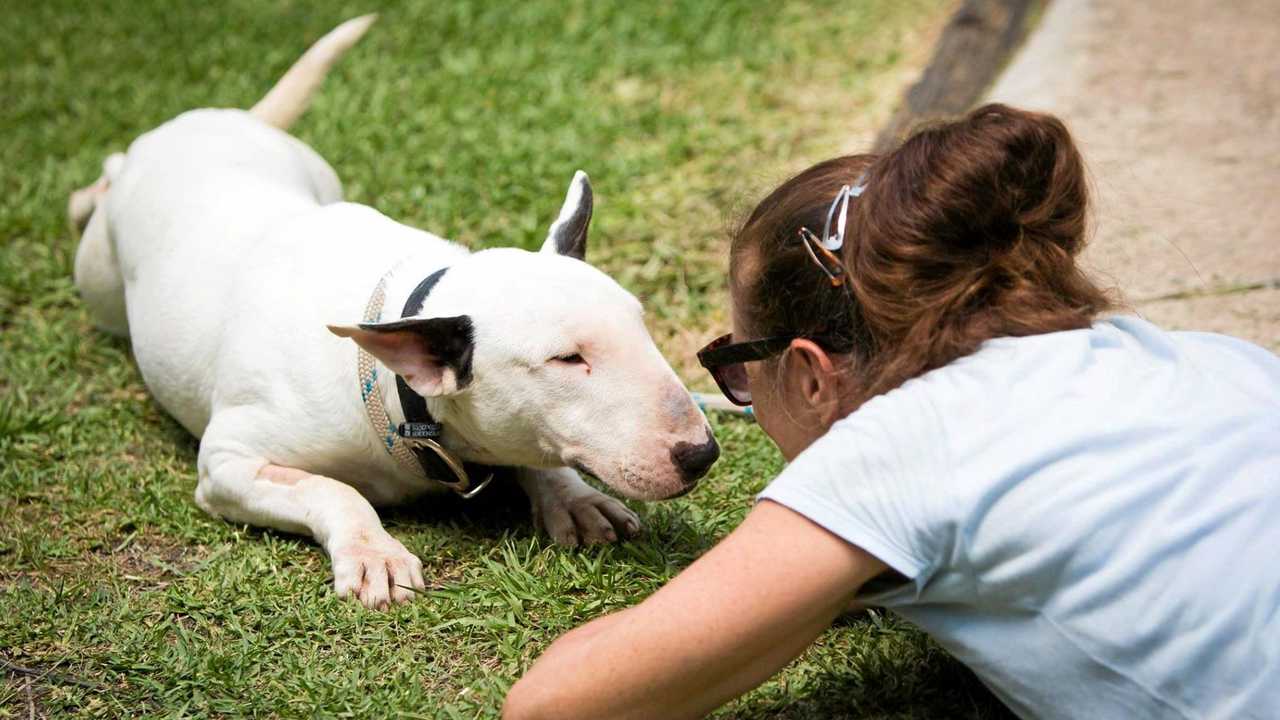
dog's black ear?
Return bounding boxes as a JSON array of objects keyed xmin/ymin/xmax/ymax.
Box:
[
  {"xmin": 328, "ymin": 315, "xmax": 474, "ymax": 397},
  {"xmin": 541, "ymin": 170, "xmax": 592, "ymax": 261}
]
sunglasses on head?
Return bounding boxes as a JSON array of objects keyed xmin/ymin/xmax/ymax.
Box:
[{"xmin": 696, "ymin": 332, "xmax": 849, "ymax": 406}]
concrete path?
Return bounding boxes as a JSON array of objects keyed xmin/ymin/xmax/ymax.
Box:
[{"xmin": 988, "ymin": 0, "xmax": 1280, "ymax": 351}]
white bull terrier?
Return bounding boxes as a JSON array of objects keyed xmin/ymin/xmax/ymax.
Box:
[{"xmin": 69, "ymin": 15, "xmax": 719, "ymax": 609}]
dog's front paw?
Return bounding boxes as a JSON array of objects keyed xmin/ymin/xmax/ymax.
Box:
[
  {"xmin": 531, "ymin": 483, "xmax": 642, "ymax": 548},
  {"xmin": 330, "ymin": 529, "xmax": 425, "ymax": 609}
]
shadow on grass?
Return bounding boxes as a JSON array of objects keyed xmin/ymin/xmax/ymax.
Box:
[
  {"xmin": 761, "ymin": 662, "xmax": 1013, "ymax": 720},
  {"xmin": 736, "ymin": 612, "xmax": 1015, "ymax": 719},
  {"xmin": 379, "ymin": 471, "xmax": 718, "ymax": 563},
  {"xmin": 379, "ymin": 471, "xmax": 532, "ymax": 541}
]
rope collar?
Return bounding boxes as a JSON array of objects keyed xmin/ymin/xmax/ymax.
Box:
[{"xmin": 358, "ymin": 266, "xmax": 494, "ymax": 499}]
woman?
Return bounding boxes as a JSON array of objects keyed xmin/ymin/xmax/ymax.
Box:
[{"xmin": 502, "ymin": 104, "xmax": 1280, "ymax": 719}]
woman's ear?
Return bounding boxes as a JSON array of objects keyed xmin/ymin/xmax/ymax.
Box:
[{"xmin": 781, "ymin": 339, "xmax": 842, "ymax": 426}]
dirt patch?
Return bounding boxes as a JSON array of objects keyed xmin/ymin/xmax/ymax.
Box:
[
  {"xmin": 988, "ymin": 0, "xmax": 1280, "ymax": 347},
  {"xmin": 3, "ymin": 525, "xmax": 215, "ymax": 595},
  {"xmin": 106, "ymin": 537, "xmax": 208, "ymax": 580},
  {"xmin": 1, "ymin": 655, "xmax": 115, "ymax": 720}
]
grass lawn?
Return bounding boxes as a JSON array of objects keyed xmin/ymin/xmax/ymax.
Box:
[{"xmin": 1, "ymin": 1, "xmax": 1011, "ymax": 717}]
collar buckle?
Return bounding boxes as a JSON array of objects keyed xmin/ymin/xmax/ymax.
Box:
[{"xmin": 398, "ymin": 432, "xmax": 492, "ymax": 499}]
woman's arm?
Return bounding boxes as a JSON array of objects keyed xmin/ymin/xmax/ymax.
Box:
[{"xmin": 502, "ymin": 500, "xmax": 887, "ymax": 720}]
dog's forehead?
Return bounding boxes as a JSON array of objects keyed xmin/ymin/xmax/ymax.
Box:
[
  {"xmin": 466, "ymin": 248, "xmax": 638, "ymax": 304},
  {"xmin": 452, "ymin": 248, "xmax": 643, "ymax": 340}
]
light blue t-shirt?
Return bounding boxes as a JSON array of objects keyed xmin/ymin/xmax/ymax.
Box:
[{"xmin": 759, "ymin": 316, "xmax": 1280, "ymax": 719}]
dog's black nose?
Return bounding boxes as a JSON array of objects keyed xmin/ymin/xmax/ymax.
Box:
[{"xmin": 671, "ymin": 432, "xmax": 720, "ymax": 483}]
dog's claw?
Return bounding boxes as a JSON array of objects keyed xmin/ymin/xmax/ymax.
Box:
[
  {"xmin": 330, "ymin": 530, "xmax": 425, "ymax": 609},
  {"xmin": 522, "ymin": 470, "xmax": 642, "ymax": 547}
]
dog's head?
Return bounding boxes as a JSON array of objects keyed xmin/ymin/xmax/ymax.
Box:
[{"xmin": 331, "ymin": 172, "xmax": 718, "ymax": 500}]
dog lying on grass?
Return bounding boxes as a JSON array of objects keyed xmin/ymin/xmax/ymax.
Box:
[{"xmin": 68, "ymin": 15, "xmax": 719, "ymax": 608}]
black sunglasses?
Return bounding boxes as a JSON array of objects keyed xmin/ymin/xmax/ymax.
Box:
[{"xmin": 697, "ymin": 332, "xmax": 847, "ymax": 406}]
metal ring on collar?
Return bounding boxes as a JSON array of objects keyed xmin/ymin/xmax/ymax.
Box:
[{"xmin": 400, "ymin": 435, "xmax": 493, "ymax": 498}]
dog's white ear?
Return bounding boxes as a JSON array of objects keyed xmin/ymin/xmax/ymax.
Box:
[
  {"xmin": 541, "ymin": 170, "xmax": 592, "ymax": 261},
  {"xmin": 328, "ymin": 316, "xmax": 474, "ymax": 397}
]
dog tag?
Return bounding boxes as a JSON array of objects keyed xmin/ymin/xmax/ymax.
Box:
[{"xmin": 398, "ymin": 422, "xmax": 442, "ymax": 439}]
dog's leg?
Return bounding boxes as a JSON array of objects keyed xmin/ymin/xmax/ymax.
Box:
[
  {"xmin": 72, "ymin": 154, "xmax": 130, "ymax": 337},
  {"xmin": 516, "ymin": 468, "xmax": 642, "ymax": 547},
  {"xmin": 196, "ymin": 411, "xmax": 424, "ymax": 608}
]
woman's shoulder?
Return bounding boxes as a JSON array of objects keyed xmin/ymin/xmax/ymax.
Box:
[
  {"xmin": 884, "ymin": 314, "xmax": 1279, "ymax": 412},
  {"xmin": 838, "ymin": 314, "xmax": 1279, "ymax": 479}
]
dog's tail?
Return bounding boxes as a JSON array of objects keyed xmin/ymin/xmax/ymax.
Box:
[{"xmin": 250, "ymin": 14, "xmax": 377, "ymax": 131}]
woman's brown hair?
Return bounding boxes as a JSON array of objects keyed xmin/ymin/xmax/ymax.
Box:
[{"xmin": 731, "ymin": 103, "xmax": 1113, "ymax": 408}]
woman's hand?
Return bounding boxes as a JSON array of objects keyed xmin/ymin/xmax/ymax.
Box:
[{"xmin": 503, "ymin": 499, "xmax": 887, "ymax": 720}]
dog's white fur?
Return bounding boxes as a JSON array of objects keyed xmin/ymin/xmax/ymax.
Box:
[{"xmin": 70, "ymin": 16, "xmax": 717, "ymax": 608}]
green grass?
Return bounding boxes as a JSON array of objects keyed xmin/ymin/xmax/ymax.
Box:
[{"xmin": 1, "ymin": 1, "xmax": 1010, "ymax": 717}]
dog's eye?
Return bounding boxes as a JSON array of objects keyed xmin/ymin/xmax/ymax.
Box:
[{"xmin": 552, "ymin": 352, "xmax": 587, "ymax": 365}]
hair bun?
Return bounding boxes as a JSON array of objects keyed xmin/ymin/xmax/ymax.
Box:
[
  {"xmin": 960, "ymin": 103, "xmax": 1088, "ymax": 257},
  {"xmin": 864, "ymin": 104, "xmax": 1088, "ymax": 263}
]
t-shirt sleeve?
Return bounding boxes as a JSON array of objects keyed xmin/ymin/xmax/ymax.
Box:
[{"xmin": 757, "ymin": 386, "xmax": 953, "ymax": 583}]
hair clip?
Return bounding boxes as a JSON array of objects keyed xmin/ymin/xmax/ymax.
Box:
[
  {"xmin": 798, "ymin": 227, "xmax": 846, "ymax": 287},
  {"xmin": 798, "ymin": 172, "xmax": 869, "ymax": 288},
  {"xmin": 819, "ymin": 173, "xmax": 869, "ymax": 252},
  {"xmin": 819, "ymin": 185, "xmax": 852, "ymax": 252},
  {"xmin": 849, "ymin": 174, "xmax": 868, "ymax": 197}
]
